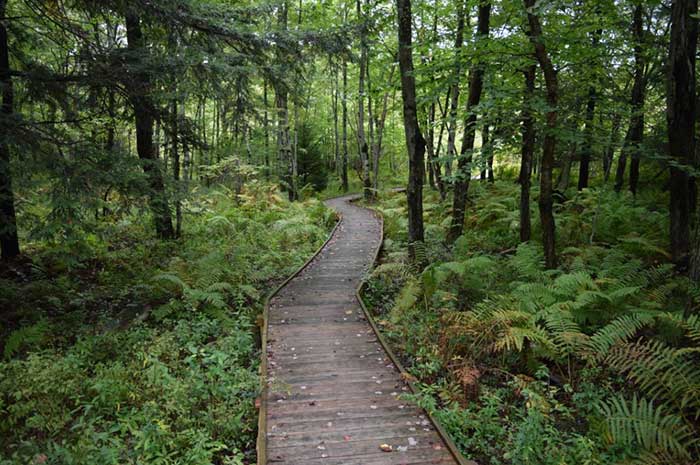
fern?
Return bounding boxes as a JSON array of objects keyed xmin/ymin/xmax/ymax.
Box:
[
  {"xmin": 587, "ymin": 314, "xmax": 656, "ymax": 361},
  {"xmin": 606, "ymin": 339, "xmax": 700, "ymax": 414},
  {"xmin": 598, "ymin": 395, "xmax": 696, "ymax": 461}
]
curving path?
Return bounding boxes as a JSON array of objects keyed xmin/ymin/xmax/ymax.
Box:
[{"xmin": 260, "ymin": 195, "xmax": 464, "ymax": 465}]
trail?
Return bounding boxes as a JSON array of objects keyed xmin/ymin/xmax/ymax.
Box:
[{"xmin": 259, "ymin": 194, "xmax": 466, "ymax": 465}]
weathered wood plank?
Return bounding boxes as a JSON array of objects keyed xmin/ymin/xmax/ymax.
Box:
[{"xmin": 260, "ymin": 195, "xmax": 466, "ymax": 465}]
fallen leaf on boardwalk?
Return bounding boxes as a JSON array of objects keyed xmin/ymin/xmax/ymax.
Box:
[
  {"xmin": 255, "ymin": 398, "xmax": 261, "ymax": 409},
  {"xmin": 408, "ymin": 437, "xmax": 417, "ymax": 446},
  {"xmin": 345, "ymin": 310, "xmax": 353, "ymax": 315},
  {"xmin": 343, "ymin": 435, "xmax": 351, "ymax": 441},
  {"xmin": 379, "ymin": 444, "xmax": 393, "ymax": 452},
  {"xmin": 433, "ymin": 444, "xmax": 443, "ymax": 450}
]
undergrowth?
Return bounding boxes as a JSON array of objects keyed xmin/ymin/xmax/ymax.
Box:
[
  {"xmin": 364, "ymin": 181, "xmax": 699, "ymax": 465},
  {"xmin": 0, "ymin": 182, "xmax": 335, "ymax": 465}
]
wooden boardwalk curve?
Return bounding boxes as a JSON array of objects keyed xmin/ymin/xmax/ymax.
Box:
[{"xmin": 258, "ymin": 194, "xmax": 466, "ymax": 465}]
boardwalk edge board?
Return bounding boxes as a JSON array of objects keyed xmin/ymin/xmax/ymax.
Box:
[
  {"xmin": 352, "ymin": 198, "xmax": 474, "ymax": 465},
  {"xmin": 256, "ymin": 191, "xmax": 473, "ymax": 465}
]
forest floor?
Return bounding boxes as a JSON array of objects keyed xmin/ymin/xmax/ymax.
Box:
[
  {"xmin": 361, "ymin": 180, "xmax": 698, "ymax": 464},
  {"xmin": 0, "ymin": 184, "xmax": 335, "ymax": 465}
]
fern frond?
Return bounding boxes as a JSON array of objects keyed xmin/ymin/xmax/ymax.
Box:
[
  {"xmin": 598, "ymin": 395, "xmax": 695, "ymax": 460},
  {"xmin": 588, "ymin": 314, "xmax": 655, "ymax": 361}
]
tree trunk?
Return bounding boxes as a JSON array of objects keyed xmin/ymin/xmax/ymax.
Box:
[
  {"xmin": 577, "ymin": 85, "xmax": 596, "ymax": 190},
  {"xmin": 603, "ymin": 111, "xmax": 622, "ymax": 182},
  {"xmin": 341, "ymin": 59, "xmax": 349, "ymax": 192},
  {"xmin": 0, "ymin": 0, "xmax": 19, "ymax": 260},
  {"xmin": 445, "ymin": 0, "xmax": 467, "ymax": 182},
  {"xmin": 171, "ymin": 98, "xmax": 182, "ymax": 238},
  {"xmin": 520, "ymin": 65, "xmax": 536, "ymax": 242},
  {"xmin": 628, "ymin": 4, "xmax": 645, "ymax": 196},
  {"xmin": 556, "ymin": 145, "xmax": 575, "ymax": 192},
  {"xmin": 525, "ymin": 0, "xmax": 558, "ymax": 269},
  {"xmin": 333, "ymin": 62, "xmax": 340, "ymax": 176},
  {"xmin": 263, "ymin": 79, "xmax": 270, "ymax": 178},
  {"xmin": 275, "ymin": 2, "xmax": 295, "ymax": 201},
  {"xmin": 668, "ymin": 0, "xmax": 698, "ymax": 265},
  {"xmin": 372, "ymin": 66, "xmax": 395, "ymax": 192},
  {"xmin": 125, "ymin": 11, "xmax": 175, "ymax": 239},
  {"xmin": 357, "ymin": 0, "xmax": 372, "ymax": 200},
  {"xmin": 396, "ymin": 0, "xmax": 425, "ymax": 265},
  {"xmin": 448, "ymin": 2, "xmax": 490, "ymax": 243}
]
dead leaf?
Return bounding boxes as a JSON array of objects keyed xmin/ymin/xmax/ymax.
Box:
[{"xmin": 379, "ymin": 444, "xmax": 393, "ymax": 452}]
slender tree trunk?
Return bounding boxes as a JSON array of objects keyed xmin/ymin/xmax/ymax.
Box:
[
  {"xmin": 357, "ymin": 0, "xmax": 372, "ymax": 200},
  {"xmin": 275, "ymin": 2, "xmax": 295, "ymax": 201},
  {"xmin": 0, "ymin": 0, "xmax": 19, "ymax": 260},
  {"xmin": 341, "ymin": 59, "xmax": 349, "ymax": 192},
  {"xmin": 604, "ymin": 111, "xmax": 622, "ymax": 182},
  {"xmin": 628, "ymin": 4, "xmax": 645, "ymax": 196},
  {"xmin": 396, "ymin": 0, "xmax": 425, "ymax": 265},
  {"xmin": 480, "ymin": 123, "xmax": 489, "ymax": 181},
  {"xmin": 445, "ymin": 0, "xmax": 467, "ymax": 182},
  {"xmin": 578, "ymin": 85, "xmax": 596, "ymax": 190},
  {"xmin": 263, "ymin": 79, "xmax": 270, "ymax": 178},
  {"xmin": 448, "ymin": 2, "xmax": 490, "ymax": 243},
  {"xmin": 125, "ymin": 11, "xmax": 174, "ymax": 239},
  {"xmin": 525, "ymin": 0, "xmax": 558, "ymax": 268},
  {"xmin": 372, "ymin": 66, "xmax": 395, "ymax": 192},
  {"xmin": 668, "ymin": 0, "xmax": 697, "ymax": 265},
  {"xmin": 520, "ymin": 65, "xmax": 536, "ymax": 242},
  {"xmin": 557, "ymin": 144, "xmax": 575, "ymax": 192},
  {"xmin": 171, "ymin": 98, "xmax": 182, "ymax": 238},
  {"xmin": 333, "ymin": 63, "xmax": 340, "ymax": 176}
]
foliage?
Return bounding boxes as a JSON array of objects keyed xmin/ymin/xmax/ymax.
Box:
[
  {"xmin": 0, "ymin": 186, "xmax": 333, "ymax": 464},
  {"xmin": 363, "ymin": 185, "xmax": 700, "ymax": 464}
]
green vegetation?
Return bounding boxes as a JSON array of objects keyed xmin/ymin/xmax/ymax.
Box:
[
  {"xmin": 2, "ymin": 0, "xmax": 700, "ymax": 463},
  {"xmin": 1, "ymin": 187, "xmax": 334, "ymax": 464},
  {"xmin": 363, "ymin": 184, "xmax": 699, "ymax": 464}
]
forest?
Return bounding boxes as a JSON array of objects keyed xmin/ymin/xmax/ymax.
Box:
[{"xmin": 0, "ymin": 0, "xmax": 699, "ymax": 464}]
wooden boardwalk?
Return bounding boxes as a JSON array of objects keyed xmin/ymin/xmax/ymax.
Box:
[{"xmin": 258, "ymin": 195, "xmax": 466, "ymax": 465}]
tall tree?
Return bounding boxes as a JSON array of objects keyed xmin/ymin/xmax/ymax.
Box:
[
  {"xmin": 357, "ymin": 0, "xmax": 372, "ymax": 200},
  {"xmin": 0, "ymin": 0, "xmax": 19, "ymax": 260},
  {"xmin": 396, "ymin": 0, "xmax": 425, "ymax": 264},
  {"xmin": 125, "ymin": 9, "xmax": 175, "ymax": 239},
  {"xmin": 448, "ymin": 1, "xmax": 491, "ymax": 243},
  {"xmin": 445, "ymin": 0, "xmax": 467, "ymax": 182},
  {"xmin": 525, "ymin": 0, "xmax": 558, "ymax": 268},
  {"xmin": 627, "ymin": 2, "xmax": 646, "ymax": 196},
  {"xmin": 519, "ymin": 64, "xmax": 536, "ymax": 242},
  {"xmin": 667, "ymin": 0, "xmax": 697, "ymax": 264},
  {"xmin": 274, "ymin": 1, "xmax": 296, "ymax": 201}
]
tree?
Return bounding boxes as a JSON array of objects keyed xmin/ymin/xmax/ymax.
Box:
[
  {"xmin": 519, "ymin": 64, "xmax": 536, "ymax": 243},
  {"xmin": 125, "ymin": 9, "xmax": 175, "ymax": 240},
  {"xmin": 0, "ymin": 0, "xmax": 19, "ymax": 260},
  {"xmin": 448, "ymin": 1, "xmax": 491, "ymax": 243},
  {"xmin": 667, "ymin": 0, "xmax": 697, "ymax": 265},
  {"xmin": 396, "ymin": 0, "xmax": 425, "ymax": 265},
  {"xmin": 524, "ymin": 0, "xmax": 558, "ymax": 269}
]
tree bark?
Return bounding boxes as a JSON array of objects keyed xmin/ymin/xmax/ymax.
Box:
[
  {"xmin": 628, "ymin": 3, "xmax": 645, "ymax": 196},
  {"xmin": 125, "ymin": 11, "xmax": 175, "ymax": 239},
  {"xmin": 448, "ymin": 2, "xmax": 490, "ymax": 243},
  {"xmin": 668, "ymin": 0, "xmax": 698, "ymax": 265},
  {"xmin": 357, "ymin": 0, "xmax": 372, "ymax": 200},
  {"xmin": 275, "ymin": 2, "xmax": 296, "ymax": 201},
  {"xmin": 525, "ymin": 0, "xmax": 558, "ymax": 268},
  {"xmin": 341, "ymin": 59, "xmax": 349, "ymax": 192},
  {"xmin": 445, "ymin": 0, "xmax": 467, "ymax": 182},
  {"xmin": 0, "ymin": 0, "xmax": 19, "ymax": 260},
  {"xmin": 396, "ymin": 0, "xmax": 425, "ymax": 265},
  {"xmin": 577, "ymin": 85, "xmax": 596, "ymax": 190},
  {"xmin": 519, "ymin": 65, "xmax": 536, "ymax": 242}
]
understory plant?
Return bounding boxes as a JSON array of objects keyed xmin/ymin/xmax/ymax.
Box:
[
  {"xmin": 0, "ymin": 184, "xmax": 334, "ymax": 465},
  {"xmin": 364, "ymin": 183, "xmax": 699, "ymax": 465}
]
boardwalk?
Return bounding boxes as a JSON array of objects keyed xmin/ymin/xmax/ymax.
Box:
[{"xmin": 259, "ymin": 195, "xmax": 464, "ymax": 465}]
